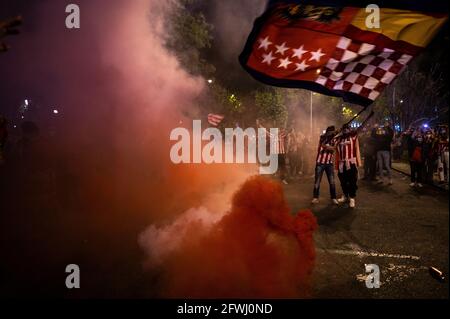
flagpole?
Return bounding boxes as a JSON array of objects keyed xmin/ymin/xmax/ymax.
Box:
[{"xmin": 310, "ymin": 91, "xmax": 313, "ymax": 137}]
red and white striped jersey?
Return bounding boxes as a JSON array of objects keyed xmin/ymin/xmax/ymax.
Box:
[
  {"xmin": 437, "ymin": 138, "xmax": 449, "ymax": 153},
  {"xmin": 335, "ymin": 133, "xmax": 361, "ymax": 172},
  {"xmin": 316, "ymin": 136, "xmax": 335, "ymax": 164},
  {"xmin": 261, "ymin": 128, "xmax": 287, "ymax": 155},
  {"xmin": 273, "ymin": 131, "xmax": 287, "ymax": 154}
]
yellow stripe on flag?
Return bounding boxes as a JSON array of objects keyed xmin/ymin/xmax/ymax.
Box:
[{"xmin": 351, "ymin": 8, "xmax": 448, "ymax": 47}]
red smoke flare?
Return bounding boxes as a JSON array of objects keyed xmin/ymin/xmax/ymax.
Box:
[{"xmin": 147, "ymin": 175, "xmax": 318, "ymax": 298}]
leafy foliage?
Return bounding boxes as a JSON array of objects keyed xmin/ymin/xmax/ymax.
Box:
[
  {"xmin": 164, "ymin": 0, "xmax": 448, "ymax": 131},
  {"xmin": 372, "ymin": 50, "xmax": 449, "ymax": 129},
  {"xmin": 164, "ymin": 0, "xmax": 215, "ymax": 77},
  {"xmin": 254, "ymin": 90, "xmax": 288, "ymax": 128}
]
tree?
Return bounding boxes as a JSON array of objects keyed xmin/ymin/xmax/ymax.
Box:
[
  {"xmin": 164, "ymin": 0, "xmax": 215, "ymax": 77},
  {"xmin": 164, "ymin": 0, "xmax": 253, "ymax": 127},
  {"xmin": 371, "ymin": 40, "xmax": 449, "ymax": 129},
  {"xmin": 200, "ymin": 84, "xmax": 246, "ymax": 127}
]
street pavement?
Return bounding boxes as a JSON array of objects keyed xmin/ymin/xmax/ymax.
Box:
[
  {"xmin": 283, "ymin": 169, "xmax": 449, "ymax": 298},
  {"xmin": 1, "ymin": 161, "xmax": 448, "ymax": 298},
  {"xmin": 392, "ymin": 161, "xmax": 449, "ymax": 191}
]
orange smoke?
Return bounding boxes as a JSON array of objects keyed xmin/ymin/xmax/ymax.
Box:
[{"xmin": 140, "ymin": 175, "xmax": 318, "ymax": 298}]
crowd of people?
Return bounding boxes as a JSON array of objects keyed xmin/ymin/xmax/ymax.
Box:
[
  {"xmin": 285, "ymin": 128, "xmax": 315, "ymax": 181},
  {"xmin": 359, "ymin": 121, "xmax": 395, "ymax": 185},
  {"xmin": 269, "ymin": 119, "xmax": 449, "ymax": 209},
  {"xmin": 256, "ymin": 120, "xmax": 317, "ymax": 185},
  {"xmin": 402, "ymin": 125, "xmax": 449, "ymax": 187},
  {"xmin": 359, "ymin": 122, "xmax": 449, "ymax": 188},
  {"xmin": 3, "ymin": 112, "xmax": 448, "ymax": 211}
]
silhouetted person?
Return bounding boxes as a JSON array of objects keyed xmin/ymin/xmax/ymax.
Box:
[
  {"xmin": 392, "ymin": 132, "xmax": 403, "ymax": 160},
  {"xmin": 423, "ymin": 129, "xmax": 437, "ymax": 185},
  {"xmin": 0, "ymin": 116, "xmax": 7, "ymax": 164},
  {"xmin": 405, "ymin": 128, "xmax": 425, "ymax": 188},
  {"xmin": 436, "ymin": 126, "xmax": 449, "ymax": 184},
  {"xmin": 360, "ymin": 127, "xmax": 376, "ymax": 181},
  {"xmin": 276, "ymin": 128, "xmax": 288, "ymax": 184},
  {"xmin": 374, "ymin": 121, "xmax": 394, "ymax": 185}
]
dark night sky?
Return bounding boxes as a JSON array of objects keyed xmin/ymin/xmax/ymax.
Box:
[{"xmin": 1, "ymin": 0, "xmax": 105, "ymax": 128}]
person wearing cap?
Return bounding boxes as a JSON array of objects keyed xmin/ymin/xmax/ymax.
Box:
[
  {"xmin": 311, "ymin": 126, "xmax": 339, "ymax": 205},
  {"xmin": 374, "ymin": 121, "xmax": 394, "ymax": 185},
  {"xmin": 335, "ymin": 124, "xmax": 362, "ymax": 208}
]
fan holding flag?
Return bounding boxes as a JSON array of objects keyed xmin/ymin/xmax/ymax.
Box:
[
  {"xmin": 240, "ymin": 0, "xmax": 448, "ymax": 107},
  {"xmin": 240, "ymin": 0, "xmax": 447, "ymax": 208}
]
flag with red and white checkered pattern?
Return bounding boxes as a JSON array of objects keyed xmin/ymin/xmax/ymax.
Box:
[
  {"xmin": 315, "ymin": 36, "xmax": 413, "ymax": 102},
  {"xmin": 240, "ymin": 1, "xmax": 447, "ymax": 106}
]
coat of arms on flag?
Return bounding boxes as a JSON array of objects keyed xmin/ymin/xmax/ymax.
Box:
[{"xmin": 239, "ymin": 0, "xmax": 448, "ymax": 106}]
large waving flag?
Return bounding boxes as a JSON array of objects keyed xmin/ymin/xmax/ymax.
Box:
[{"xmin": 239, "ymin": 1, "xmax": 448, "ymax": 106}]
